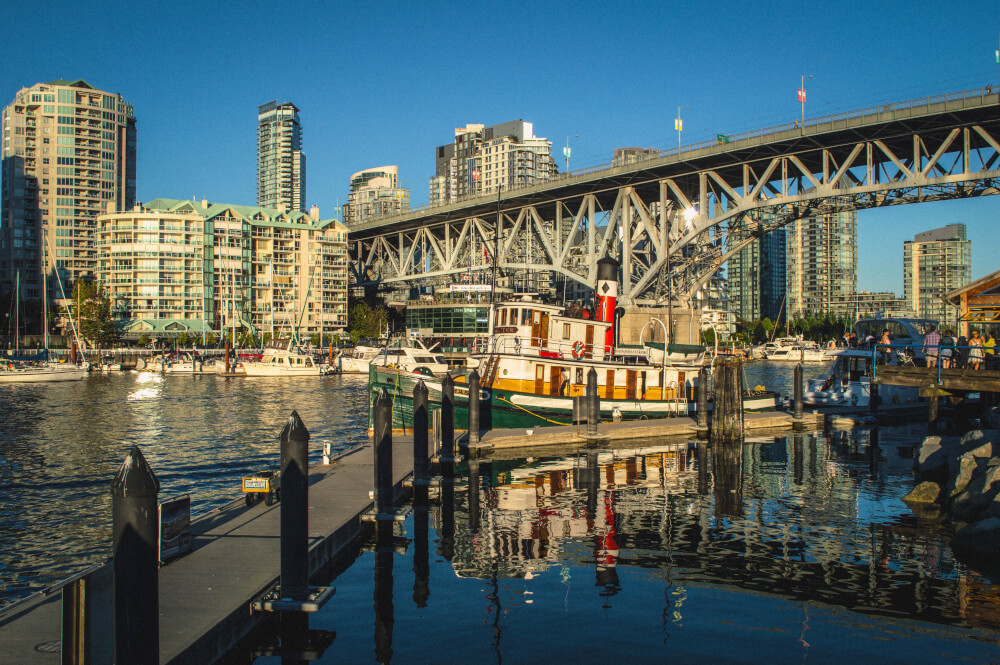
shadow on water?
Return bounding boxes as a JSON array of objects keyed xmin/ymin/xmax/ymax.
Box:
[{"xmin": 225, "ymin": 425, "xmax": 1000, "ymax": 664}]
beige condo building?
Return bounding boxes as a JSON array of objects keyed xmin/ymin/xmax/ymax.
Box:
[{"xmin": 97, "ymin": 199, "xmax": 348, "ymax": 341}]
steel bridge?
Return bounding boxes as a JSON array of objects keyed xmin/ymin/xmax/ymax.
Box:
[{"xmin": 348, "ymin": 87, "xmax": 1000, "ymax": 306}]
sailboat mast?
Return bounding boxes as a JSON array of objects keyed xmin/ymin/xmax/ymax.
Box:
[
  {"xmin": 42, "ymin": 249, "xmax": 48, "ymax": 350},
  {"xmin": 15, "ymin": 273, "xmax": 20, "ymax": 352}
]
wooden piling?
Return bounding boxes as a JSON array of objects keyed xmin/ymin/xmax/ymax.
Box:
[
  {"xmin": 709, "ymin": 356, "xmax": 744, "ymax": 445},
  {"xmin": 696, "ymin": 366, "xmax": 709, "ymax": 437}
]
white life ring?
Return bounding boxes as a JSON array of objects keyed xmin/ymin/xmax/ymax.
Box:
[{"xmin": 572, "ymin": 341, "xmax": 585, "ymax": 359}]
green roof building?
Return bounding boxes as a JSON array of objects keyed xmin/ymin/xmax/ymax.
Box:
[{"xmin": 98, "ymin": 198, "xmax": 347, "ymax": 341}]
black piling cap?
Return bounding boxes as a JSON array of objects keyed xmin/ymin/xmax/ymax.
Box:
[
  {"xmin": 375, "ymin": 387, "xmax": 391, "ymax": 407},
  {"xmin": 280, "ymin": 410, "xmax": 310, "ymax": 444},
  {"xmin": 414, "ymin": 379, "xmax": 428, "ymax": 398},
  {"xmin": 469, "ymin": 368, "xmax": 480, "ymax": 382},
  {"xmin": 110, "ymin": 445, "xmax": 160, "ymax": 498}
]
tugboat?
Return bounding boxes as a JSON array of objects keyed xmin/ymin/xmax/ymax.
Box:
[{"xmin": 370, "ymin": 258, "xmax": 777, "ymax": 430}]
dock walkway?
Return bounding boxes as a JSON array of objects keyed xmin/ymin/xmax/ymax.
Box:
[{"xmin": 0, "ymin": 440, "xmax": 417, "ymax": 665}]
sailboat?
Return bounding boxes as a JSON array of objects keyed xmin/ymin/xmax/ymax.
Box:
[{"xmin": 0, "ymin": 267, "xmax": 88, "ymax": 383}]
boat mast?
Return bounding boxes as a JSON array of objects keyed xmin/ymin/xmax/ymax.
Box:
[
  {"xmin": 14, "ymin": 272, "xmax": 20, "ymax": 352},
  {"xmin": 42, "ymin": 247, "xmax": 49, "ymax": 350}
]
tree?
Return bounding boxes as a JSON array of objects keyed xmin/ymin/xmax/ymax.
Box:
[
  {"xmin": 349, "ymin": 301, "xmax": 389, "ymax": 344},
  {"xmin": 63, "ymin": 281, "xmax": 126, "ymax": 348}
]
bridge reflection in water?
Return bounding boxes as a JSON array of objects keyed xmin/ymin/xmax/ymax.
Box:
[{"xmin": 230, "ymin": 426, "xmax": 1000, "ymax": 663}]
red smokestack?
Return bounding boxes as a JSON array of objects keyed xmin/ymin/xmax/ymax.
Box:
[{"xmin": 595, "ymin": 257, "xmax": 619, "ymax": 353}]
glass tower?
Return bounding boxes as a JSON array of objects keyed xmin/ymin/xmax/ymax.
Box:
[{"xmin": 256, "ymin": 101, "xmax": 305, "ymax": 212}]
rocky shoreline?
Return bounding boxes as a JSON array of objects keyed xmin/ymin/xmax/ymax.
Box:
[{"xmin": 907, "ymin": 427, "xmax": 1000, "ymax": 554}]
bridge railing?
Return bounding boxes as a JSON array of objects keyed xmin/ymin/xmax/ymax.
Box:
[{"xmin": 365, "ymin": 85, "xmax": 997, "ymax": 226}]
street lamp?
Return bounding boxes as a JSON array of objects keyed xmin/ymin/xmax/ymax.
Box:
[
  {"xmin": 799, "ymin": 75, "xmax": 812, "ymax": 131},
  {"xmin": 563, "ymin": 135, "xmax": 578, "ymax": 174},
  {"xmin": 675, "ymin": 106, "xmax": 689, "ymax": 152}
]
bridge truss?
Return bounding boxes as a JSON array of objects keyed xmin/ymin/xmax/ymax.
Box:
[{"xmin": 349, "ymin": 89, "xmax": 1000, "ymax": 306}]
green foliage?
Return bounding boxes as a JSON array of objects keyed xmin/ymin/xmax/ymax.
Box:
[
  {"xmin": 349, "ymin": 301, "xmax": 389, "ymax": 344},
  {"xmin": 138, "ymin": 334, "xmax": 150, "ymax": 347},
  {"xmin": 63, "ymin": 281, "xmax": 125, "ymax": 348}
]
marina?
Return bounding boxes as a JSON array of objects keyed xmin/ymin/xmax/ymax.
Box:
[{"xmin": 0, "ymin": 363, "xmax": 999, "ymax": 663}]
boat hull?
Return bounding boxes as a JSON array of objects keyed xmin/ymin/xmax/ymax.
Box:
[
  {"xmin": 0, "ymin": 364, "xmax": 87, "ymax": 383},
  {"xmin": 369, "ymin": 365, "xmax": 777, "ymax": 431}
]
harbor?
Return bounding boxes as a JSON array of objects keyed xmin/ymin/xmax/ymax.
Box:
[{"xmin": 1, "ymin": 361, "xmax": 1000, "ymax": 663}]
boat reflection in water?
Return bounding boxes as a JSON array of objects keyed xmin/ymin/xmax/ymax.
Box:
[{"xmin": 261, "ymin": 425, "xmax": 1000, "ymax": 664}]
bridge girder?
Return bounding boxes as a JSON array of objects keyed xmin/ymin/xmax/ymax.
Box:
[{"xmin": 349, "ymin": 91, "xmax": 1000, "ymax": 305}]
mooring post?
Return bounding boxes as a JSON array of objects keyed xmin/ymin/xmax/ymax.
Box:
[
  {"xmin": 61, "ymin": 576, "xmax": 89, "ymax": 665},
  {"xmin": 467, "ymin": 369, "xmax": 481, "ymax": 448},
  {"xmin": 793, "ymin": 363, "xmax": 804, "ymax": 419},
  {"xmin": 224, "ymin": 338, "xmax": 230, "ymax": 375},
  {"xmin": 586, "ymin": 368, "xmax": 600, "ymax": 436},
  {"xmin": 441, "ymin": 374, "xmax": 455, "ymax": 460},
  {"xmin": 110, "ymin": 445, "xmax": 160, "ymax": 665},
  {"xmin": 280, "ymin": 411, "xmax": 310, "ymax": 602},
  {"xmin": 696, "ymin": 366, "xmax": 710, "ymax": 438},
  {"xmin": 373, "ymin": 388, "xmax": 394, "ymax": 517},
  {"xmin": 709, "ymin": 356, "xmax": 744, "ymax": 446},
  {"xmin": 413, "ymin": 380, "xmax": 430, "ymax": 505}
]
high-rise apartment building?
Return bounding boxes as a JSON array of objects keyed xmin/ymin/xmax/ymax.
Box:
[
  {"xmin": 727, "ymin": 225, "xmax": 786, "ymax": 322},
  {"xmin": 97, "ymin": 199, "xmax": 348, "ymax": 340},
  {"xmin": 343, "ymin": 166, "xmax": 410, "ymax": 227},
  {"xmin": 785, "ymin": 210, "xmax": 857, "ymax": 316},
  {"xmin": 1, "ymin": 79, "xmax": 135, "ymax": 299},
  {"xmin": 257, "ymin": 101, "xmax": 305, "ymax": 212},
  {"xmin": 903, "ymin": 223, "xmax": 971, "ymax": 329},
  {"xmin": 429, "ymin": 120, "xmax": 555, "ymax": 205}
]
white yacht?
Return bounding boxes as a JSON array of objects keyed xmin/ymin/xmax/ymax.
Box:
[
  {"xmin": 0, "ymin": 354, "xmax": 88, "ymax": 383},
  {"xmin": 765, "ymin": 343, "xmax": 826, "ymax": 362},
  {"xmin": 239, "ymin": 341, "xmax": 323, "ymax": 377},
  {"xmin": 339, "ymin": 344, "xmax": 382, "ymax": 374},
  {"xmin": 368, "ymin": 336, "xmax": 449, "ymax": 376}
]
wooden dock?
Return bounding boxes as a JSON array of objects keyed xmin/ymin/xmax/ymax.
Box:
[{"xmin": 877, "ymin": 366, "xmax": 1000, "ymax": 393}]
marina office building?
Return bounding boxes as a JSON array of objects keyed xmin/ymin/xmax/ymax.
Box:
[
  {"xmin": 1, "ymin": 79, "xmax": 136, "ymax": 300},
  {"xmin": 97, "ymin": 199, "xmax": 348, "ymax": 341}
]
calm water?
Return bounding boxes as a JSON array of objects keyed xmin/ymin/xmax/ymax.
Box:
[
  {"xmin": 0, "ymin": 371, "xmax": 370, "ymax": 606},
  {"xmin": 225, "ymin": 425, "xmax": 1000, "ymax": 664}
]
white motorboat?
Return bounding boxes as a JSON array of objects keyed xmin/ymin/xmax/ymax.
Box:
[
  {"xmin": 369, "ymin": 336, "xmax": 450, "ymax": 376},
  {"xmin": 239, "ymin": 341, "xmax": 323, "ymax": 377},
  {"xmin": 765, "ymin": 344, "xmax": 826, "ymax": 362},
  {"xmin": 339, "ymin": 344, "xmax": 382, "ymax": 374}
]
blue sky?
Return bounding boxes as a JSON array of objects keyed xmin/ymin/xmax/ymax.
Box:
[{"xmin": 2, "ymin": 0, "xmax": 998, "ymax": 294}]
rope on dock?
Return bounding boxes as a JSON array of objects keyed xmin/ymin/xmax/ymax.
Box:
[{"xmin": 496, "ymin": 395, "xmax": 572, "ymax": 426}]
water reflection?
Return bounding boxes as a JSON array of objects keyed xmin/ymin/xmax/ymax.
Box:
[{"xmin": 447, "ymin": 430, "xmax": 994, "ymax": 629}]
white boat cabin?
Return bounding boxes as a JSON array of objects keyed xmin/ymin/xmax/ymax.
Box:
[{"xmin": 487, "ymin": 296, "xmax": 613, "ymax": 362}]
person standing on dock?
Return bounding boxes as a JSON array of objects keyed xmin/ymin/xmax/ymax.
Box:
[
  {"xmin": 985, "ymin": 331, "xmax": 996, "ymax": 369},
  {"xmin": 923, "ymin": 326, "xmax": 941, "ymax": 368},
  {"xmin": 969, "ymin": 330, "xmax": 985, "ymax": 370},
  {"xmin": 940, "ymin": 330, "xmax": 956, "ymax": 368}
]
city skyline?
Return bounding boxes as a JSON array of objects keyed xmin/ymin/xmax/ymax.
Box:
[{"xmin": 2, "ymin": 0, "xmax": 997, "ymax": 296}]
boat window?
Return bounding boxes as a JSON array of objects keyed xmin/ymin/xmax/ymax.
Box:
[
  {"xmin": 576, "ymin": 367, "xmax": 583, "ymax": 385},
  {"xmin": 522, "ymin": 309, "xmax": 532, "ymax": 325},
  {"xmin": 562, "ymin": 323, "xmax": 571, "ymax": 340},
  {"xmin": 434, "ymin": 356, "xmax": 446, "ymax": 364},
  {"xmin": 500, "ymin": 309, "xmax": 507, "ymax": 326}
]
